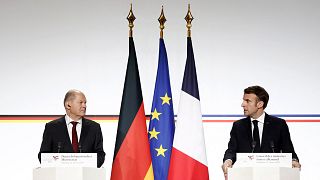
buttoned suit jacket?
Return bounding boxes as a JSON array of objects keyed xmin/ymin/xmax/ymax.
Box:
[
  {"xmin": 38, "ymin": 116, "xmax": 105, "ymax": 167},
  {"xmin": 223, "ymin": 113, "xmax": 298, "ymax": 163}
]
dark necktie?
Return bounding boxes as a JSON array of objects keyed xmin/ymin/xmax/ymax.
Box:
[
  {"xmin": 71, "ymin": 121, "xmax": 79, "ymax": 153},
  {"xmin": 252, "ymin": 120, "xmax": 261, "ymax": 152}
]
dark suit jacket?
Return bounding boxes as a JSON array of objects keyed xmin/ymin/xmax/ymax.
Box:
[
  {"xmin": 38, "ymin": 116, "xmax": 105, "ymax": 167},
  {"xmin": 223, "ymin": 113, "xmax": 298, "ymax": 163}
]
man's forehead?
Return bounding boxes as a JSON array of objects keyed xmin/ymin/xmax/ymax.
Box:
[
  {"xmin": 243, "ymin": 93, "xmax": 258, "ymax": 99},
  {"xmin": 73, "ymin": 93, "xmax": 86, "ymax": 101}
]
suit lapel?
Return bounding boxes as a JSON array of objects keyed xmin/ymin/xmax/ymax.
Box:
[
  {"xmin": 79, "ymin": 118, "xmax": 89, "ymax": 145},
  {"xmin": 261, "ymin": 113, "xmax": 272, "ymax": 150},
  {"xmin": 58, "ymin": 117, "xmax": 73, "ymax": 152},
  {"xmin": 244, "ymin": 117, "xmax": 253, "ymax": 147}
]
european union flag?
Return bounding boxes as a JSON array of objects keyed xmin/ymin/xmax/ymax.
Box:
[{"xmin": 148, "ymin": 38, "xmax": 175, "ymax": 180}]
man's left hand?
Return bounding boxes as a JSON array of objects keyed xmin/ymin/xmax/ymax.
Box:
[{"xmin": 292, "ymin": 159, "xmax": 301, "ymax": 170}]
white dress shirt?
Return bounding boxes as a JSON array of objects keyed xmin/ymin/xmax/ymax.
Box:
[{"xmin": 65, "ymin": 114, "xmax": 82, "ymax": 143}]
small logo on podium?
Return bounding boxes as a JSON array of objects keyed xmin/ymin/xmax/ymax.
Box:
[
  {"xmin": 52, "ymin": 156, "xmax": 59, "ymax": 161},
  {"xmin": 248, "ymin": 155, "xmax": 254, "ymax": 160}
]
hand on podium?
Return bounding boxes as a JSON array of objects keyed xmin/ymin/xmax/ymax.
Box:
[
  {"xmin": 292, "ymin": 159, "xmax": 301, "ymax": 170},
  {"xmin": 222, "ymin": 159, "xmax": 233, "ymax": 179}
]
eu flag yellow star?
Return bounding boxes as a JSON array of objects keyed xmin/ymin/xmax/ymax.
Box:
[
  {"xmin": 155, "ymin": 144, "xmax": 168, "ymax": 157},
  {"xmin": 149, "ymin": 127, "xmax": 160, "ymax": 140},
  {"xmin": 151, "ymin": 108, "xmax": 162, "ymax": 120},
  {"xmin": 160, "ymin": 93, "xmax": 171, "ymax": 105}
]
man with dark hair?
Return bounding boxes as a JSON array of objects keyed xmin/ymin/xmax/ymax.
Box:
[
  {"xmin": 38, "ymin": 89, "xmax": 105, "ymax": 168},
  {"xmin": 222, "ymin": 85, "xmax": 301, "ymax": 178}
]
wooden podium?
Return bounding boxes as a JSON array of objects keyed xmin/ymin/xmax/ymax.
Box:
[
  {"xmin": 33, "ymin": 167, "xmax": 106, "ymax": 180},
  {"xmin": 228, "ymin": 167, "xmax": 300, "ymax": 180}
]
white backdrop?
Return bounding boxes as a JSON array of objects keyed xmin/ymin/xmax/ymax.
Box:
[{"xmin": 1, "ymin": 0, "xmax": 320, "ymax": 179}]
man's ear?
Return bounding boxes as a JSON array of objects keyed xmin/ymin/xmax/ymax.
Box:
[
  {"xmin": 65, "ymin": 102, "xmax": 71, "ymax": 110},
  {"xmin": 257, "ymin": 101, "xmax": 264, "ymax": 108}
]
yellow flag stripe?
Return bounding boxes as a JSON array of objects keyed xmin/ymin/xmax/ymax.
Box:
[{"xmin": 144, "ymin": 164, "xmax": 154, "ymax": 180}]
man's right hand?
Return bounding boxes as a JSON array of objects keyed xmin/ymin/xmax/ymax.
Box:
[{"xmin": 222, "ymin": 159, "xmax": 233, "ymax": 179}]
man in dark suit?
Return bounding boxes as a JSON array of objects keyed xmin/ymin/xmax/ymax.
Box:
[
  {"xmin": 222, "ymin": 86, "xmax": 301, "ymax": 177},
  {"xmin": 38, "ymin": 89, "xmax": 105, "ymax": 168}
]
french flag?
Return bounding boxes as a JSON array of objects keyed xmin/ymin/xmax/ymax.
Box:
[{"xmin": 168, "ymin": 37, "xmax": 209, "ymax": 180}]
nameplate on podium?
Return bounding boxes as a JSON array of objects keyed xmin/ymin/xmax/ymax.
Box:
[
  {"xmin": 235, "ymin": 153, "xmax": 292, "ymax": 167},
  {"xmin": 41, "ymin": 153, "xmax": 97, "ymax": 168}
]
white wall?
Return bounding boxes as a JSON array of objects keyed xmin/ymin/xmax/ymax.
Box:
[{"xmin": 1, "ymin": 0, "xmax": 320, "ymax": 179}]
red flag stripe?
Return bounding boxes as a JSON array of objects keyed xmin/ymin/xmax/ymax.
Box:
[
  {"xmin": 0, "ymin": 116, "xmax": 319, "ymax": 123},
  {"xmin": 111, "ymin": 103, "xmax": 152, "ymax": 179},
  {"xmin": 168, "ymin": 147, "xmax": 209, "ymax": 180}
]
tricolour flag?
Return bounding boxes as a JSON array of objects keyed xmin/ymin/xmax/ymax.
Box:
[
  {"xmin": 111, "ymin": 37, "xmax": 154, "ymax": 180},
  {"xmin": 168, "ymin": 37, "xmax": 209, "ymax": 179},
  {"xmin": 148, "ymin": 38, "xmax": 175, "ymax": 180}
]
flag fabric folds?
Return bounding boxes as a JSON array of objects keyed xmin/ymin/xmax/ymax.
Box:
[
  {"xmin": 148, "ymin": 38, "xmax": 175, "ymax": 180},
  {"xmin": 168, "ymin": 37, "xmax": 209, "ymax": 180},
  {"xmin": 111, "ymin": 37, "xmax": 154, "ymax": 180}
]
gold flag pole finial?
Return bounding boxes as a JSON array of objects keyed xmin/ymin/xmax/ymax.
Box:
[
  {"xmin": 185, "ymin": 4, "xmax": 194, "ymax": 37},
  {"xmin": 158, "ymin": 6, "xmax": 167, "ymax": 38},
  {"xmin": 127, "ymin": 4, "xmax": 136, "ymax": 37}
]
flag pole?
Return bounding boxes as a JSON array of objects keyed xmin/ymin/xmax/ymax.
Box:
[
  {"xmin": 185, "ymin": 4, "xmax": 193, "ymax": 37},
  {"xmin": 158, "ymin": 6, "xmax": 166, "ymax": 38},
  {"xmin": 149, "ymin": 6, "xmax": 174, "ymax": 180},
  {"xmin": 111, "ymin": 4, "xmax": 154, "ymax": 180},
  {"xmin": 168, "ymin": 4, "xmax": 209, "ymax": 180},
  {"xmin": 127, "ymin": 4, "xmax": 136, "ymax": 37}
]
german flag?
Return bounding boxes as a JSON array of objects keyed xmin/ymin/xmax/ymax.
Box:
[{"xmin": 110, "ymin": 37, "xmax": 154, "ymax": 180}]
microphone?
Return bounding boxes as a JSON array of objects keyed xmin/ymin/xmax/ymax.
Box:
[
  {"xmin": 57, "ymin": 142, "xmax": 62, "ymax": 153},
  {"xmin": 78, "ymin": 144, "xmax": 82, "ymax": 153},
  {"xmin": 270, "ymin": 141, "xmax": 275, "ymax": 153},
  {"xmin": 251, "ymin": 141, "xmax": 256, "ymax": 153}
]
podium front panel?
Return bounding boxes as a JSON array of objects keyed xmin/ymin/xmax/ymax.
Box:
[
  {"xmin": 229, "ymin": 167, "xmax": 299, "ymax": 180},
  {"xmin": 33, "ymin": 167, "xmax": 106, "ymax": 180}
]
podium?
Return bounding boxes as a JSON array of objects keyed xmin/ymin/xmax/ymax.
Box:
[
  {"xmin": 228, "ymin": 153, "xmax": 300, "ymax": 180},
  {"xmin": 33, "ymin": 153, "xmax": 105, "ymax": 180},
  {"xmin": 228, "ymin": 167, "xmax": 300, "ymax": 180},
  {"xmin": 33, "ymin": 167, "xmax": 106, "ymax": 180}
]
